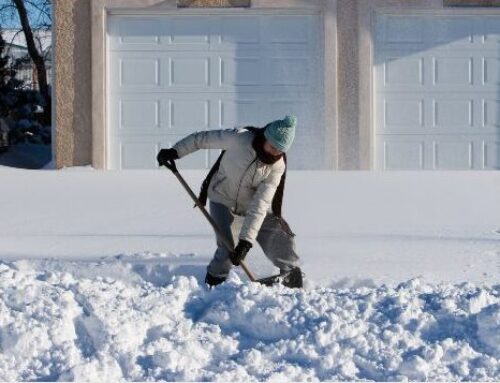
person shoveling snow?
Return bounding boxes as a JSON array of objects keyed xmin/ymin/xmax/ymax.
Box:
[{"xmin": 157, "ymin": 115, "xmax": 303, "ymax": 289}]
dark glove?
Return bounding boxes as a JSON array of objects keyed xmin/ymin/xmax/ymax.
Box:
[
  {"xmin": 229, "ymin": 239, "xmax": 253, "ymax": 266},
  {"xmin": 157, "ymin": 148, "xmax": 179, "ymax": 166}
]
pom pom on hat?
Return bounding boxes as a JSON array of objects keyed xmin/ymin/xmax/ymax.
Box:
[{"xmin": 282, "ymin": 115, "xmax": 297, "ymax": 128}]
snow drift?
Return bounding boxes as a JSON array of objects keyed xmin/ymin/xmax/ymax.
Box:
[
  {"xmin": 0, "ymin": 256, "xmax": 498, "ymax": 382},
  {"xmin": 1, "ymin": 168, "xmax": 499, "ymax": 381}
]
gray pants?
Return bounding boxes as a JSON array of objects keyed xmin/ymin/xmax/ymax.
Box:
[{"xmin": 207, "ymin": 200, "xmax": 300, "ymax": 278}]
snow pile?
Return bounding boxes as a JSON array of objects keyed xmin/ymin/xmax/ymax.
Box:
[{"xmin": 0, "ymin": 258, "xmax": 498, "ymax": 382}]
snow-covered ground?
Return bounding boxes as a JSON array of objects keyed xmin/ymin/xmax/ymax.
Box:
[{"xmin": 0, "ymin": 167, "xmax": 499, "ymax": 381}]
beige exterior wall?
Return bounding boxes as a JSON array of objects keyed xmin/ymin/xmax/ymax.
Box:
[
  {"xmin": 53, "ymin": 0, "xmax": 92, "ymax": 167},
  {"xmin": 54, "ymin": 0, "xmax": 500, "ymax": 169}
]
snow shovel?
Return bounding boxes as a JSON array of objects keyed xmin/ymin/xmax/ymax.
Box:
[
  {"xmin": 162, "ymin": 159, "xmax": 302, "ymax": 287},
  {"xmin": 162, "ymin": 158, "xmax": 258, "ymax": 281}
]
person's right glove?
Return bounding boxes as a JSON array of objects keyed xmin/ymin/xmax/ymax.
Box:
[
  {"xmin": 229, "ymin": 239, "xmax": 253, "ymax": 266},
  {"xmin": 157, "ymin": 148, "xmax": 179, "ymax": 167}
]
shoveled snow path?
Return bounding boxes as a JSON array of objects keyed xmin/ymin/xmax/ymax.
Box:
[{"xmin": 0, "ymin": 256, "xmax": 498, "ymax": 382}]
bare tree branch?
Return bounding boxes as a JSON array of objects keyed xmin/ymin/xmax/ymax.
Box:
[
  {"xmin": 3, "ymin": 28, "xmax": 23, "ymax": 49},
  {"xmin": 11, "ymin": 0, "xmax": 50, "ymax": 123},
  {"xmin": 22, "ymin": 0, "xmax": 51, "ymax": 28}
]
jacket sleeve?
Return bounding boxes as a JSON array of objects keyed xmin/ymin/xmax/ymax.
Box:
[
  {"xmin": 238, "ymin": 160, "xmax": 286, "ymax": 246},
  {"xmin": 171, "ymin": 128, "xmax": 243, "ymax": 159}
]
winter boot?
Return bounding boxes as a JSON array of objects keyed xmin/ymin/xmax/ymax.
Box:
[
  {"xmin": 204, "ymin": 271, "xmax": 226, "ymax": 288},
  {"xmin": 281, "ymin": 266, "xmax": 303, "ymax": 288}
]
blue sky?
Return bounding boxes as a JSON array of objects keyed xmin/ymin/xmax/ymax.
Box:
[{"xmin": 1, "ymin": 2, "xmax": 51, "ymax": 29}]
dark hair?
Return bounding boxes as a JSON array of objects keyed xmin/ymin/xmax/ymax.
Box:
[{"xmin": 251, "ymin": 127, "xmax": 283, "ymax": 164}]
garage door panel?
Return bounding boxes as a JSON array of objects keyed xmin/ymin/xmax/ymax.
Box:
[
  {"xmin": 483, "ymin": 56, "xmax": 500, "ymax": 87},
  {"xmin": 482, "ymin": 99, "xmax": 500, "ymax": 128},
  {"xmin": 376, "ymin": 15, "xmax": 500, "ymax": 53},
  {"xmin": 120, "ymin": 57, "xmax": 160, "ymax": 87},
  {"xmin": 483, "ymin": 140, "xmax": 500, "ymax": 169},
  {"xmin": 381, "ymin": 138, "xmax": 425, "ymax": 170},
  {"xmin": 109, "ymin": 15, "xmax": 318, "ymax": 52},
  {"xmin": 430, "ymin": 53, "xmax": 480, "ymax": 92},
  {"xmin": 265, "ymin": 15, "xmax": 313, "ymax": 45},
  {"xmin": 169, "ymin": 53, "xmax": 215, "ymax": 91},
  {"xmin": 111, "ymin": 95, "xmax": 212, "ymax": 134},
  {"xmin": 433, "ymin": 56, "xmax": 472, "ymax": 86},
  {"xmin": 377, "ymin": 15, "xmax": 477, "ymax": 49},
  {"xmin": 432, "ymin": 140, "xmax": 473, "ymax": 169},
  {"xmin": 381, "ymin": 98, "xmax": 424, "ymax": 131},
  {"xmin": 219, "ymin": 99, "xmax": 262, "ymax": 127},
  {"xmin": 170, "ymin": 17, "xmax": 212, "ymax": 46},
  {"xmin": 170, "ymin": 100, "xmax": 210, "ymax": 129},
  {"xmin": 376, "ymin": 16, "xmax": 426, "ymax": 46},
  {"xmin": 481, "ymin": 18, "xmax": 500, "ymax": 45},
  {"xmin": 119, "ymin": 141, "xmax": 160, "ymax": 169},
  {"xmin": 382, "ymin": 55, "xmax": 424, "ymax": 86},
  {"xmin": 111, "ymin": 54, "xmax": 317, "ymax": 94},
  {"xmin": 170, "ymin": 57, "xmax": 210, "ymax": 86},
  {"xmin": 379, "ymin": 94, "xmax": 500, "ymax": 135},
  {"xmin": 119, "ymin": 99, "xmax": 160, "ymax": 130},
  {"xmin": 378, "ymin": 134, "xmax": 500, "ymax": 170},
  {"xmin": 109, "ymin": 53, "xmax": 165, "ymax": 91},
  {"xmin": 220, "ymin": 57, "xmax": 262, "ymax": 86},
  {"xmin": 220, "ymin": 17, "xmax": 261, "ymax": 45},
  {"xmin": 270, "ymin": 58, "xmax": 311, "ymax": 86},
  {"xmin": 108, "ymin": 17, "xmax": 166, "ymax": 49},
  {"xmin": 112, "ymin": 52, "xmax": 213, "ymax": 92},
  {"xmin": 429, "ymin": 17, "xmax": 474, "ymax": 46},
  {"xmin": 376, "ymin": 51, "xmax": 484, "ymax": 93},
  {"xmin": 433, "ymin": 98, "xmax": 473, "ymax": 129},
  {"xmin": 378, "ymin": 96, "xmax": 480, "ymax": 134},
  {"xmin": 109, "ymin": 96, "xmax": 164, "ymax": 134}
]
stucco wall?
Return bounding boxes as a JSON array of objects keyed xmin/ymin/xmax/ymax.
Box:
[
  {"xmin": 53, "ymin": 0, "xmax": 92, "ymax": 168},
  {"xmin": 178, "ymin": 0, "xmax": 250, "ymax": 6},
  {"xmin": 337, "ymin": 0, "xmax": 359, "ymax": 169}
]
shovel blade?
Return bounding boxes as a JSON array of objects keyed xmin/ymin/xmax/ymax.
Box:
[{"xmin": 255, "ymin": 267, "xmax": 303, "ymax": 288}]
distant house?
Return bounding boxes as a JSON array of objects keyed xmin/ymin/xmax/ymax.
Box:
[
  {"xmin": 53, "ymin": 0, "xmax": 500, "ymax": 170},
  {"xmin": 1, "ymin": 29, "xmax": 52, "ymax": 90}
]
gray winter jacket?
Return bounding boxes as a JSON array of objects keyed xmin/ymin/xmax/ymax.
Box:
[{"xmin": 172, "ymin": 128, "xmax": 286, "ymax": 245}]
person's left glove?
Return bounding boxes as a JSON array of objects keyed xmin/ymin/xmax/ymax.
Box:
[
  {"xmin": 157, "ymin": 148, "xmax": 179, "ymax": 166},
  {"xmin": 229, "ymin": 239, "xmax": 253, "ymax": 266}
]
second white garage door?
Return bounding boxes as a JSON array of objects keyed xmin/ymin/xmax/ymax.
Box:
[
  {"xmin": 375, "ymin": 14, "xmax": 500, "ymax": 170},
  {"xmin": 107, "ymin": 13, "xmax": 324, "ymax": 170}
]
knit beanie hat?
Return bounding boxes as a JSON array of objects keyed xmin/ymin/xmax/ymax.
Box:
[{"xmin": 264, "ymin": 115, "xmax": 297, "ymax": 152}]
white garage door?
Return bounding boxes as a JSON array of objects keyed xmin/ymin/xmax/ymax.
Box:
[
  {"xmin": 107, "ymin": 13, "xmax": 323, "ymax": 170},
  {"xmin": 375, "ymin": 14, "xmax": 500, "ymax": 170}
]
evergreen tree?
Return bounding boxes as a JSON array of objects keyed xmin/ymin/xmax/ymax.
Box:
[{"xmin": 0, "ymin": 30, "xmax": 49, "ymax": 146}]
